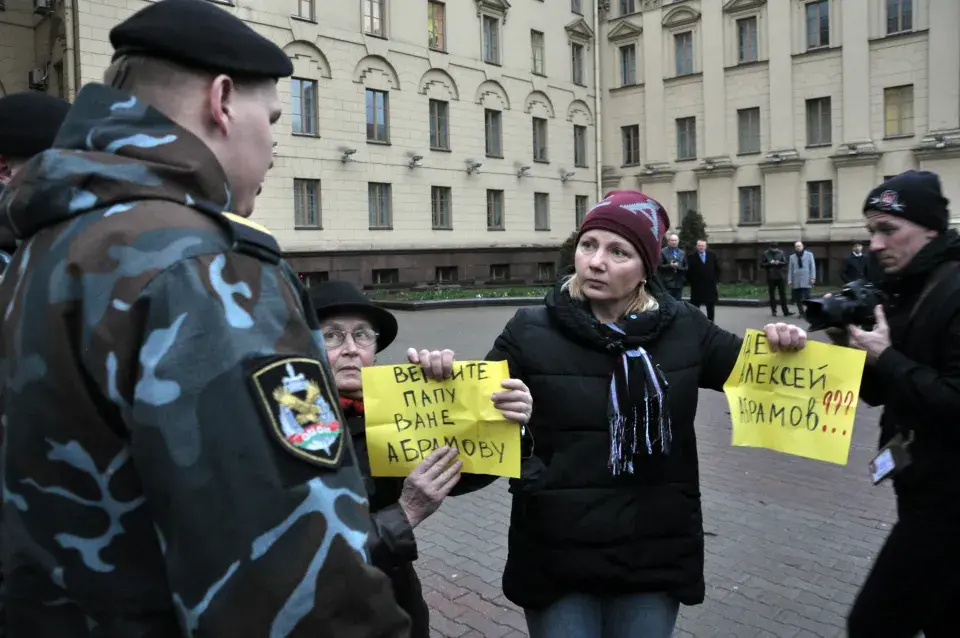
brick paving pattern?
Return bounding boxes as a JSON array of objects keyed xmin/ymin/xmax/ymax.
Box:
[{"xmin": 379, "ymin": 305, "xmax": 896, "ymax": 637}]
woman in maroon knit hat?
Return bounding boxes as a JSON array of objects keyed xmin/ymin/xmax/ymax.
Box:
[{"xmin": 416, "ymin": 190, "xmax": 808, "ymax": 636}]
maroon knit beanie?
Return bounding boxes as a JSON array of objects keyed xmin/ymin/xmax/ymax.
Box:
[{"xmin": 577, "ymin": 190, "xmax": 671, "ymax": 276}]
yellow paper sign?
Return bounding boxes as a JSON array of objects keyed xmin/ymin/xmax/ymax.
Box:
[
  {"xmin": 361, "ymin": 360, "xmax": 521, "ymax": 478},
  {"xmin": 723, "ymin": 329, "xmax": 867, "ymax": 465}
]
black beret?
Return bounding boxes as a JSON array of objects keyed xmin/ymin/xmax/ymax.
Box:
[
  {"xmin": 0, "ymin": 91, "xmax": 71, "ymax": 159},
  {"xmin": 863, "ymin": 170, "xmax": 950, "ymax": 232},
  {"xmin": 110, "ymin": 0, "xmax": 293, "ymax": 79}
]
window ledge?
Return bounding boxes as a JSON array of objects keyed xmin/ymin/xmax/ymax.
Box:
[
  {"xmin": 574, "ymin": 163, "xmax": 589, "ymax": 169},
  {"xmin": 610, "ymin": 83, "xmax": 644, "ymax": 93},
  {"xmin": 534, "ymin": 158, "xmax": 550, "ymax": 164},
  {"xmin": 883, "ymin": 134, "xmax": 915, "ymax": 141},
  {"xmin": 675, "ymin": 157, "xmax": 698, "ymax": 163},
  {"xmin": 365, "ymin": 32, "xmax": 388, "ymax": 40},
  {"xmin": 432, "ymin": 226, "xmax": 454, "ymax": 231},
  {"xmin": 738, "ymin": 222, "xmax": 763, "ymax": 227},
  {"xmin": 737, "ymin": 150, "xmax": 762, "ymax": 157},
  {"xmin": 664, "ymin": 72, "xmax": 702, "ymax": 85},
  {"xmin": 484, "ymin": 60, "xmax": 503, "ymax": 67},
  {"xmin": 367, "ymin": 140, "xmax": 392, "ymax": 146},
  {"xmin": 622, "ymin": 161, "xmax": 642, "ymax": 168},
  {"xmin": 292, "ymin": 132, "xmax": 320, "ymax": 139},
  {"xmin": 805, "ymin": 143, "xmax": 832, "ymax": 149},
  {"xmin": 869, "ymin": 28, "xmax": 929, "ymax": 44},
  {"xmin": 533, "ymin": 71, "xmax": 547, "ymax": 78},
  {"xmin": 291, "ymin": 15, "xmax": 317, "ymax": 24},
  {"xmin": 429, "ymin": 47, "xmax": 448, "ymax": 54},
  {"xmin": 431, "ymin": 146, "xmax": 452, "ymax": 153},
  {"xmin": 724, "ymin": 59, "xmax": 768, "ymax": 71},
  {"xmin": 486, "ymin": 153, "xmax": 505, "ymax": 159},
  {"xmin": 792, "ymin": 45, "xmax": 842, "ymax": 60},
  {"xmin": 806, "ymin": 218, "xmax": 834, "ymax": 224},
  {"xmin": 294, "ymin": 226, "xmax": 323, "ymax": 231},
  {"xmin": 535, "ymin": 228, "xmax": 551, "ymax": 232},
  {"xmin": 369, "ymin": 226, "xmax": 394, "ymax": 231},
  {"xmin": 487, "ymin": 227, "xmax": 506, "ymax": 231}
]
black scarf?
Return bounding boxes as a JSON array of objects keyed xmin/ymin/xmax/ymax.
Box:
[{"xmin": 546, "ymin": 279, "xmax": 679, "ymax": 474}]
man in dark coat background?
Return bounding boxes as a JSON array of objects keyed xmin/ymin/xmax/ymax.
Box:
[
  {"xmin": 841, "ymin": 241, "xmax": 871, "ymax": 283},
  {"xmin": 687, "ymin": 239, "xmax": 721, "ymax": 321},
  {"xmin": 658, "ymin": 233, "xmax": 687, "ymax": 301},
  {"xmin": 761, "ymin": 241, "xmax": 791, "ymax": 317}
]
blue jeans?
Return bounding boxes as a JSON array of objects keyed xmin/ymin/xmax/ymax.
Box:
[{"xmin": 525, "ymin": 592, "xmax": 679, "ymax": 638}]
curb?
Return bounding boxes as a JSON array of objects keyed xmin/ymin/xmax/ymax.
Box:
[{"xmin": 374, "ymin": 296, "xmax": 766, "ymax": 311}]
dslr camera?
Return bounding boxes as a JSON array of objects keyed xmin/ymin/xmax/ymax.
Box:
[{"xmin": 803, "ymin": 279, "xmax": 888, "ymax": 332}]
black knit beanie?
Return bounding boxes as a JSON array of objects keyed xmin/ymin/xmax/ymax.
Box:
[{"xmin": 863, "ymin": 170, "xmax": 950, "ymax": 232}]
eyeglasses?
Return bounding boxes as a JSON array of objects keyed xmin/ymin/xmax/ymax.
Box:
[{"xmin": 322, "ymin": 328, "xmax": 379, "ymax": 349}]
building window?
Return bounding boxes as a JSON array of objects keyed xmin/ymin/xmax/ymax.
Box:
[
  {"xmin": 372, "ymin": 268, "xmax": 399, "ymax": 285},
  {"xmin": 364, "ymin": 0, "xmax": 385, "ymax": 37},
  {"xmin": 571, "ymin": 43, "xmax": 585, "ymax": 85},
  {"xmin": 483, "ymin": 15, "xmax": 500, "ymax": 64},
  {"xmin": 435, "ymin": 266, "xmax": 458, "ymax": 283},
  {"xmin": 485, "ymin": 109, "xmax": 503, "ymax": 157},
  {"xmin": 537, "ymin": 262, "xmax": 556, "ymax": 281},
  {"xmin": 620, "ymin": 0, "xmax": 635, "ymax": 16},
  {"xmin": 806, "ymin": 0, "xmax": 829, "ymax": 50},
  {"xmin": 487, "ymin": 189, "xmax": 505, "ymax": 230},
  {"xmin": 619, "ymin": 44, "xmax": 637, "ymax": 85},
  {"xmin": 808, "ymin": 180, "xmax": 834, "ymax": 221},
  {"xmin": 676, "ymin": 116, "xmax": 696, "ymax": 160},
  {"xmin": 739, "ymin": 186, "xmax": 762, "ymax": 224},
  {"xmin": 886, "ymin": 0, "xmax": 912, "ymax": 34},
  {"xmin": 490, "ymin": 264, "xmax": 511, "ymax": 281},
  {"xmin": 366, "ymin": 89, "xmax": 389, "ymax": 142},
  {"xmin": 622, "ymin": 125, "xmax": 641, "ymax": 166},
  {"xmin": 533, "ymin": 117, "xmax": 549, "ymax": 162},
  {"xmin": 531, "ymin": 30, "xmax": 545, "ymax": 74},
  {"xmin": 574, "ymin": 125, "xmax": 588, "ymax": 167},
  {"xmin": 428, "ymin": 1, "xmax": 445, "ymax": 50},
  {"xmin": 534, "ymin": 192, "xmax": 550, "ymax": 230},
  {"xmin": 368, "ymin": 182, "xmax": 392, "ymax": 228},
  {"xmin": 884, "ymin": 85, "xmax": 914, "ymax": 137},
  {"xmin": 737, "ymin": 107, "xmax": 761, "ymax": 154},
  {"xmin": 677, "ymin": 190, "xmax": 698, "ymax": 223},
  {"xmin": 297, "ymin": 0, "xmax": 314, "ymax": 20},
  {"xmin": 575, "ymin": 195, "xmax": 589, "ymax": 227},
  {"xmin": 806, "ymin": 97, "xmax": 832, "ymax": 145},
  {"xmin": 429, "ymin": 99, "xmax": 449, "ymax": 150},
  {"xmin": 294, "ymin": 179, "xmax": 321, "ymax": 228},
  {"xmin": 299, "ymin": 271, "xmax": 329, "ymax": 288},
  {"xmin": 737, "ymin": 16, "xmax": 758, "ymax": 63},
  {"xmin": 674, "ymin": 31, "xmax": 694, "ymax": 76},
  {"xmin": 431, "ymin": 186, "xmax": 452, "ymax": 229},
  {"xmin": 571, "ymin": 0, "xmax": 582, "ymax": 14},
  {"xmin": 291, "ymin": 78, "xmax": 318, "ymax": 136}
]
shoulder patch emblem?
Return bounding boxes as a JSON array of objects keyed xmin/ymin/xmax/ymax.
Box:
[{"xmin": 250, "ymin": 357, "xmax": 344, "ymax": 469}]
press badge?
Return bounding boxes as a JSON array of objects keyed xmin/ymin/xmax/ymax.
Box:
[{"xmin": 868, "ymin": 432, "xmax": 913, "ymax": 485}]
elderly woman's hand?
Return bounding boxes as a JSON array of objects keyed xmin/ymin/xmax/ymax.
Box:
[
  {"xmin": 407, "ymin": 347, "xmax": 455, "ymax": 380},
  {"xmin": 493, "ymin": 379, "xmax": 533, "ymax": 425},
  {"xmin": 763, "ymin": 322, "xmax": 807, "ymax": 352},
  {"xmin": 399, "ymin": 446, "xmax": 462, "ymax": 528}
]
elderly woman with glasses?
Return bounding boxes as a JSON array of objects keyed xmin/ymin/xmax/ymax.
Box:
[{"xmin": 309, "ymin": 281, "xmax": 532, "ymax": 637}]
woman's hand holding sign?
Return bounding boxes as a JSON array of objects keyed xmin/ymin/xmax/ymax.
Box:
[
  {"xmin": 762, "ymin": 322, "xmax": 807, "ymax": 352},
  {"xmin": 407, "ymin": 348, "xmax": 533, "ymax": 424}
]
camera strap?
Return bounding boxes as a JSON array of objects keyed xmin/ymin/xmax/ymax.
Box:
[{"xmin": 907, "ymin": 261, "xmax": 960, "ymax": 324}]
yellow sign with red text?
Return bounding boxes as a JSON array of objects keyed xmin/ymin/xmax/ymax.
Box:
[{"xmin": 723, "ymin": 330, "xmax": 867, "ymax": 465}]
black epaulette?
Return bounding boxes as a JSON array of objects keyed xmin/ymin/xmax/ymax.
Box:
[{"xmin": 222, "ymin": 213, "xmax": 282, "ymax": 264}]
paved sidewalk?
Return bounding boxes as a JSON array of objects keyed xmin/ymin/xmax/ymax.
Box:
[{"xmin": 379, "ymin": 306, "xmax": 896, "ymax": 637}]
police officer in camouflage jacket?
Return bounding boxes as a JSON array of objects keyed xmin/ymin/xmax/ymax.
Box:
[{"xmin": 0, "ymin": 0, "xmax": 409, "ymax": 635}]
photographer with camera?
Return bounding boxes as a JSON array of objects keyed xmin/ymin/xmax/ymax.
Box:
[{"xmin": 816, "ymin": 171, "xmax": 960, "ymax": 637}]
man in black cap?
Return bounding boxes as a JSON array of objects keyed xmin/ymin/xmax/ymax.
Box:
[
  {"xmin": 825, "ymin": 170, "xmax": 960, "ymax": 637},
  {"xmin": 0, "ymin": 91, "xmax": 71, "ymax": 279},
  {"xmin": 0, "ymin": 0, "xmax": 409, "ymax": 635}
]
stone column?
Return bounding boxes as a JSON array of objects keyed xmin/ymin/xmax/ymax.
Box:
[
  {"xmin": 840, "ymin": 0, "xmax": 871, "ymax": 143},
  {"xmin": 701, "ymin": 1, "xmax": 726, "ymax": 158},
  {"xmin": 643, "ymin": 9, "xmax": 666, "ymax": 162},
  {"xmin": 766, "ymin": 0, "xmax": 794, "ymax": 151},
  {"xmin": 926, "ymin": 0, "xmax": 960, "ymax": 134}
]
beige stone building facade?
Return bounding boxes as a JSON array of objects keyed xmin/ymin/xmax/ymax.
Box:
[{"xmin": 1, "ymin": 0, "xmax": 959, "ymax": 286}]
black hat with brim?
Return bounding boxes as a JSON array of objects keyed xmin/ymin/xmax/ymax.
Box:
[
  {"xmin": 0, "ymin": 92, "xmax": 71, "ymax": 159},
  {"xmin": 309, "ymin": 281, "xmax": 399, "ymax": 353},
  {"xmin": 109, "ymin": 0, "xmax": 293, "ymax": 79}
]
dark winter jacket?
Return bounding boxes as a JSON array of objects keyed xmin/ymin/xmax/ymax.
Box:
[
  {"xmin": 761, "ymin": 248, "xmax": 787, "ymax": 282},
  {"xmin": 486, "ymin": 284, "xmax": 742, "ymax": 610},
  {"xmin": 859, "ymin": 230, "xmax": 960, "ymax": 516},
  {"xmin": 344, "ymin": 399, "xmax": 500, "ymax": 636}
]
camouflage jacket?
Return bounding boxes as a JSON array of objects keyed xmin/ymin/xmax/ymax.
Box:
[{"xmin": 0, "ymin": 84, "xmax": 410, "ymax": 637}]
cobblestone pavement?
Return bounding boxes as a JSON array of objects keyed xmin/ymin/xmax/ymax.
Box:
[{"xmin": 378, "ymin": 305, "xmax": 897, "ymax": 638}]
